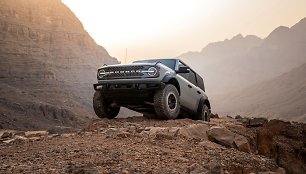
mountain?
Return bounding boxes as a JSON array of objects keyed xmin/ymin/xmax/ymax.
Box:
[
  {"xmin": 216, "ymin": 63, "xmax": 306, "ymax": 122},
  {"xmin": 180, "ymin": 17, "xmax": 306, "ymax": 121},
  {"xmin": 180, "ymin": 18, "xmax": 306, "ymax": 96},
  {"xmin": 0, "ymin": 0, "xmax": 119, "ymax": 130},
  {"xmin": 180, "ymin": 34, "xmax": 263, "ymax": 96}
]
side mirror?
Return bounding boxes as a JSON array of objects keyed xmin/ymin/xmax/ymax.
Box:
[{"xmin": 176, "ymin": 66, "xmax": 190, "ymax": 73}]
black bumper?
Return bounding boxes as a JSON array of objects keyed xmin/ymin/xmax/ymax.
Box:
[
  {"xmin": 93, "ymin": 82, "xmax": 162, "ymax": 91},
  {"xmin": 93, "ymin": 82, "xmax": 163, "ymax": 106}
]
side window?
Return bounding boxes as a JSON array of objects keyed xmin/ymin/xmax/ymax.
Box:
[
  {"xmin": 196, "ymin": 74, "xmax": 205, "ymax": 91},
  {"xmin": 178, "ymin": 61, "xmax": 189, "ymax": 80},
  {"xmin": 188, "ymin": 70, "xmax": 197, "ymax": 86}
]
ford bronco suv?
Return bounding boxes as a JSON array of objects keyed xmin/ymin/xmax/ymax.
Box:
[{"xmin": 93, "ymin": 59, "xmax": 211, "ymax": 121}]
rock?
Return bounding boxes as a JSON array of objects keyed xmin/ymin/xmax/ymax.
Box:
[
  {"xmin": 47, "ymin": 134, "xmax": 60, "ymax": 138},
  {"xmin": 142, "ymin": 127, "xmax": 167, "ymax": 136},
  {"xmin": 168, "ymin": 127, "xmax": 180, "ymax": 135},
  {"xmin": 235, "ymin": 115, "xmax": 242, "ymax": 119},
  {"xmin": 116, "ymin": 131, "xmax": 132, "ymax": 138},
  {"xmin": 266, "ymin": 119, "xmax": 290, "ymax": 135},
  {"xmin": 14, "ymin": 131, "xmax": 25, "ymax": 136},
  {"xmin": 29, "ymin": 137, "xmax": 41, "ymax": 141},
  {"xmin": 226, "ymin": 115, "xmax": 233, "ymax": 119},
  {"xmin": 256, "ymin": 129, "xmax": 274, "ymax": 157},
  {"xmin": 188, "ymin": 163, "xmax": 210, "ymax": 174},
  {"xmin": 2, "ymin": 135, "xmax": 28, "ymax": 144},
  {"xmin": 238, "ymin": 117, "xmax": 251, "ymax": 125},
  {"xmin": 3, "ymin": 138, "xmax": 16, "ymax": 144},
  {"xmin": 178, "ymin": 124, "xmax": 209, "ymax": 140},
  {"xmin": 211, "ymin": 113, "xmax": 220, "ymax": 118},
  {"xmin": 205, "ymin": 160, "xmax": 224, "ymax": 174},
  {"xmin": 61, "ymin": 133, "xmax": 75, "ymax": 138},
  {"xmin": 140, "ymin": 126, "xmax": 180, "ymax": 140},
  {"xmin": 1, "ymin": 132, "xmax": 13, "ymax": 139},
  {"xmin": 198, "ymin": 140, "xmax": 226, "ymax": 150},
  {"xmin": 15, "ymin": 135, "xmax": 28, "ymax": 141},
  {"xmin": 247, "ymin": 117, "xmax": 268, "ymax": 127},
  {"xmin": 207, "ymin": 126, "xmax": 251, "ymax": 153},
  {"xmin": 175, "ymin": 157, "xmax": 189, "ymax": 163},
  {"xmin": 25, "ymin": 131, "xmax": 49, "ymax": 137},
  {"xmin": 258, "ymin": 167, "xmax": 286, "ymax": 174},
  {"xmin": 234, "ymin": 134, "xmax": 251, "ymax": 153}
]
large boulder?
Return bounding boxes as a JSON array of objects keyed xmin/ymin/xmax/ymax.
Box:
[
  {"xmin": 207, "ymin": 126, "xmax": 251, "ymax": 153},
  {"xmin": 178, "ymin": 124, "xmax": 210, "ymax": 140}
]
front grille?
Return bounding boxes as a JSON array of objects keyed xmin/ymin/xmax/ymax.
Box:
[
  {"xmin": 103, "ymin": 65, "xmax": 144, "ymax": 72},
  {"xmin": 98, "ymin": 65, "xmax": 146, "ymax": 79},
  {"xmin": 105, "ymin": 72, "xmax": 144, "ymax": 78}
]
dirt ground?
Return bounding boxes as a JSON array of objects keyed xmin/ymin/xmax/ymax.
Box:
[{"xmin": 0, "ymin": 117, "xmax": 288, "ymax": 174}]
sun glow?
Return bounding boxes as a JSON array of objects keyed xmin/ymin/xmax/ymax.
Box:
[{"xmin": 62, "ymin": 0, "xmax": 306, "ymax": 63}]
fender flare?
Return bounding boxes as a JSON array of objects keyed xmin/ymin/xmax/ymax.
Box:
[
  {"xmin": 161, "ymin": 76, "xmax": 181, "ymax": 95},
  {"xmin": 197, "ymin": 97, "xmax": 211, "ymax": 113}
]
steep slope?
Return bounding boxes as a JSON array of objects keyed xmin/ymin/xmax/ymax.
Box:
[
  {"xmin": 216, "ymin": 63, "xmax": 306, "ymax": 122},
  {"xmin": 0, "ymin": 0, "xmax": 118, "ymax": 130}
]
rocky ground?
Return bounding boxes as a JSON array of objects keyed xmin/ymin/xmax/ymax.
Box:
[{"xmin": 0, "ymin": 116, "xmax": 305, "ymax": 174}]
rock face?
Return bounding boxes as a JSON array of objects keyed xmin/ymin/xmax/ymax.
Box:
[
  {"xmin": 256, "ymin": 119, "xmax": 306, "ymax": 174},
  {"xmin": 0, "ymin": 0, "xmax": 118, "ymax": 130}
]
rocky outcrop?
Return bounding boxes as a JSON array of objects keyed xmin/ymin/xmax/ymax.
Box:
[
  {"xmin": 207, "ymin": 126, "xmax": 251, "ymax": 153},
  {"xmin": 256, "ymin": 119, "xmax": 306, "ymax": 174},
  {"xmin": 0, "ymin": 0, "xmax": 119, "ymax": 130}
]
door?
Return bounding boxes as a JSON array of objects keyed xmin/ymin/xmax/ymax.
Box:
[{"xmin": 177, "ymin": 65, "xmax": 201, "ymax": 112}]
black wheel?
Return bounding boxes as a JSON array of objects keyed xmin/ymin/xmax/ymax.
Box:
[
  {"xmin": 154, "ymin": 84, "xmax": 180, "ymax": 119},
  {"xmin": 195, "ymin": 98, "xmax": 211, "ymax": 122},
  {"xmin": 93, "ymin": 91, "xmax": 120, "ymax": 119}
]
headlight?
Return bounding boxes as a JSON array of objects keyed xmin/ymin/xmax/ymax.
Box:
[
  {"xmin": 146, "ymin": 67, "xmax": 158, "ymax": 76},
  {"xmin": 98, "ymin": 69, "xmax": 106, "ymax": 78}
]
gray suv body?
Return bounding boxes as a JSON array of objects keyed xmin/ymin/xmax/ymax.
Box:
[{"xmin": 93, "ymin": 58, "xmax": 211, "ymax": 121}]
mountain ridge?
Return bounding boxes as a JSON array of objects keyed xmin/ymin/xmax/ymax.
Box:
[{"xmin": 179, "ymin": 17, "xmax": 306, "ymax": 121}]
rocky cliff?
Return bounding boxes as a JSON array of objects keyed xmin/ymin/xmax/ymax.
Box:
[{"xmin": 0, "ymin": 0, "xmax": 118, "ymax": 130}]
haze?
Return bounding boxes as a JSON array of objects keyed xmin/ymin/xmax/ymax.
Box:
[{"xmin": 62, "ymin": 0, "xmax": 306, "ymax": 63}]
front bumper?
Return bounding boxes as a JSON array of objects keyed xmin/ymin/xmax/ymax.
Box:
[
  {"xmin": 93, "ymin": 79, "xmax": 163, "ymax": 91},
  {"xmin": 93, "ymin": 81, "xmax": 163, "ymax": 106}
]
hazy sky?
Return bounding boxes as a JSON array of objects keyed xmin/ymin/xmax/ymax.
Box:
[{"xmin": 62, "ymin": 0, "xmax": 306, "ymax": 63}]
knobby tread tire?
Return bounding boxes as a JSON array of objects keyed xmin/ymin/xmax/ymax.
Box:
[
  {"xmin": 93, "ymin": 91, "xmax": 120, "ymax": 119},
  {"xmin": 194, "ymin": 98, "xmax": 210, "ymax": 122},
  {"xmin": 154, "ymin": 84, "xmax": 180, "ymax": 119}
]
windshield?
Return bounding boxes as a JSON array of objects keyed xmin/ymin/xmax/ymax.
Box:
[{"xmin": 133, "ymin": 59, "xmax": 176, "ymax": 70}]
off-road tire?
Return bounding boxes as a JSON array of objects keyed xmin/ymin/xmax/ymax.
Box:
[
  {"xmin": 195, "ymin": 98, "xmax": 210, "ymax": 122},
  {"xmin": 93, "ymin": 91, "xmax": 120, "ymax": 119},
  {"xmin": 154, "ymin": 84, "xmax": 180, "ymax": 119}
]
